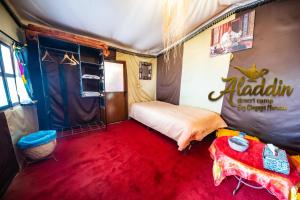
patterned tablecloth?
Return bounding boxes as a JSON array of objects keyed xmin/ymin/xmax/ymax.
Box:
[{"xmin": 209, "ymin": 136, "xmax": 300, "ymax": 200}]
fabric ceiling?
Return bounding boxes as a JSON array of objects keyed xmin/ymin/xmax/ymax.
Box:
[{"xmin": 7, "ymin": 0, "xmax": 257, "ymax": 55}]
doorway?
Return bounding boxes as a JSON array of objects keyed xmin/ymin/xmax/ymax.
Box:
[{"xmin": 104, "ymin": 60, "xmax": 128, "ymax": 123}]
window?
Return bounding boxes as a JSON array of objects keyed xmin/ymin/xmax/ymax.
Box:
[
  {"xmin": 0, "ymin": 43, "xmax": 19, "ymax": 109},
  {"xmin": 13, "ymin": 54, "xmax": 31, "ymax": 103},
  {"xmin": 0, "ymin": 76, "xmax": 9, "ymax": 107}
]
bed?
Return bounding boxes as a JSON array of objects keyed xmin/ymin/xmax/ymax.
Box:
[{"xmin": 129, "ymin": 101, "xmax": 227, "ymax": 151}]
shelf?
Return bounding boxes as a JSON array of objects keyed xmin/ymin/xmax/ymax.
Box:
[
  {"xmin": 81, "ymin": 74, "xmax": 101, "ymax": 80},
  {"xmin": 78, "ymin": 45, "xmax": 106, "ymax": 125},
  {"xmin": 80, "ymin": 46, "xmax": 103, "ymax": 64},
  {"xmin": 81, "ymin": 91, "xmax": 105, "ymax": 98},
  {"xmin": 81, "ymin": 61, "xmax": 103, "ymax": 66},
  {"xmin": 81, "ymin": 65, "xmax": 104, "ymax": 75}
]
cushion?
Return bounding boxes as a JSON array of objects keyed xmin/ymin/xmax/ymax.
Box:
[{"xmin": 290, "ymin": 155, "xmax": 300, "ymax": 173}]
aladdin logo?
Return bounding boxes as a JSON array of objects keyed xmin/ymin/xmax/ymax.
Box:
[
  {"xmin": 234, "ymin": 64, "xmax": 268, "ymax": 82},
  {"xmin": 208, "ymin": 64, "xmax": 293, "ymax": 111}
]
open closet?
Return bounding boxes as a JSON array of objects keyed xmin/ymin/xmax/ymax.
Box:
[{"xmin": 28, "ymin": 36, "xmax": 107, "ymax": 136}]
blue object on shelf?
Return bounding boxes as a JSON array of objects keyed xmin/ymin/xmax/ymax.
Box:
[
  {"xmin": 17, "ymin": 130, "xmax": 57, "ymax": 150},
  {"xmin": 263, "ymin": 144, "xmax": 290, "ymax": 175}
]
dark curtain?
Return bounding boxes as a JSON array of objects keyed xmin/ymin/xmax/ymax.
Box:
[
  {"xmin": 156, "ymin": 45, "xmax": 183, "ymax": 105},
  {"xmin": 221, "ymin": 0, "xmax": 300, "ymax": 152},
  {"xmin": 64, "ymin": 64, "xmax": 100, "ymax": 126},
  {"xmin": 42, "ymin": 55, "xmax": 65, "ymax": 129}
]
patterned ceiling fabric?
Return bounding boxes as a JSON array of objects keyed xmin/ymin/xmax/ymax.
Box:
[
  {"xmin": 6, "ymin": 0, "xmax": 256, "ymax": 55},
  {"xmin": 221, "ymin": 0, "xmax": 300, "ymax": 152}
]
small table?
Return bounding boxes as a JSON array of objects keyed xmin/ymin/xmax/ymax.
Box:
[{"xmin": 209, "ymin": 137, "xmax": 300, "ymax": 200}]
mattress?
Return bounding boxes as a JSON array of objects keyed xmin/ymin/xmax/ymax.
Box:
[{"xmin": 129, "ymin": 101, "xmax": 227, "ymax": 151}]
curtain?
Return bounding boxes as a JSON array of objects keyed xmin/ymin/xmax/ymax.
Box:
[
  {"xmin": 156, "ymin": 45, "xmax": 183, "ymax": 105},
  {"xmin": 116, "ymin": 52, "xmax": 157, "ymax": 106},
  {"xmin": 13, "ymin": 44, "xmax": 33, "ymax": 103}
]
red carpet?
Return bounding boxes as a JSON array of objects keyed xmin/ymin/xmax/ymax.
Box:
[{"xmin": 4, "ymin": 120, "xmax": 276, "ymax": 200}]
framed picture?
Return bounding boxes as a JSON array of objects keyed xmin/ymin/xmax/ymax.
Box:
[
  {"xmin": 139, "ymin": 62, "xmax": 152, "ymax": 80},
  {"xmin": 210, "ymin": 10, "xmax": 255, "ymax": 56}
]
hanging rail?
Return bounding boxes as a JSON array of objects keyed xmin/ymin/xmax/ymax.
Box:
[{"xmin": 40, "ymin": 45, "xmax": 79, "ymax": 54}]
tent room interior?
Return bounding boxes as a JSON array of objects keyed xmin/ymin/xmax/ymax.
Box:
[{"xmin": 1, "ymin": 0, "xmax": 300, "ymax": 199}]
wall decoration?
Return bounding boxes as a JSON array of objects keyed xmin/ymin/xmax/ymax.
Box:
[
  {"xmin": 212, "ymin": 1, "xmax": 300, "ymax": 153},
  {"xmin": 139, "ymin": 62, "xmax": 152, "ymax": 80},
  {"xmin": 208, "ymin": 64, "xmax": 294, "ymax": 112},
  {"xmin": 210, "ymin": 11, "xmax": 255, "ymax": 56}
]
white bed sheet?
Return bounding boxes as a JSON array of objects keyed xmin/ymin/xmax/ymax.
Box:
[{"xmin": 129, "ymin": 101, "xmax": 227, "ymax": 150}]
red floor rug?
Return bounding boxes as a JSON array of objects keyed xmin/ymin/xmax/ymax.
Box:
[{"xmin": 4, "ymin": 120, "xmax": 276, "ymax": 200}]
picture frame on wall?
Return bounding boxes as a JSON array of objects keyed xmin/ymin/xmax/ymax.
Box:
[
  {"xmin": 210, "ymin": 10, "xmax": 255, "ymax": 56},
  {"xmin": 139, "ymin": 62, "xmax": 152, "ymax": 80}
]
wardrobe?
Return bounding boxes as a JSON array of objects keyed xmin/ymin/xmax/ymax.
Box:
[{"xmin": 28, "ymin": 36, "xmax": 107, "ymax": 134}]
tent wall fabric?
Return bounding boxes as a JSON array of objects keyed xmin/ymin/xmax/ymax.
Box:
[
  {"xmin": 156, "ymin": 45, "xmax": 184, "ymax": 105},
  {"xmin": 0, "ymin": 3, "xmax": 24, "ymax": 43},
  {"xmin": 179, "ymin": 15, "xmax": 235, "ymax": 113},
  {"xmin": 221, "ymin": 0, "xmax": 300, "ymax": 152},
  {"xmin": 116, "ymin": 52, "xmax": 157, "ymax": 106},
  {"xmin": 0, "ymin": 112, "xmax": 19, "ymax": 197},
  {"xmin": 4, "ymin": 105, "xmax": 39, "ymax": 164},
  {"xmin": 157, "ymin": 16, "xmax": 236, "ymax": 109}
]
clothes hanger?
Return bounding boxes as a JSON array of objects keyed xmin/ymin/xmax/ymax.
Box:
[
  {"xmin": 60, "ymin": 52, "xmax": 77, "ymax": 65},
  {"xmin": 71, "ymin": 54, "xmax": 79, "ymax": 64},
  {"xmin": 42, "ymin": 50, "xmax": 56, "ymax": 62}
]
